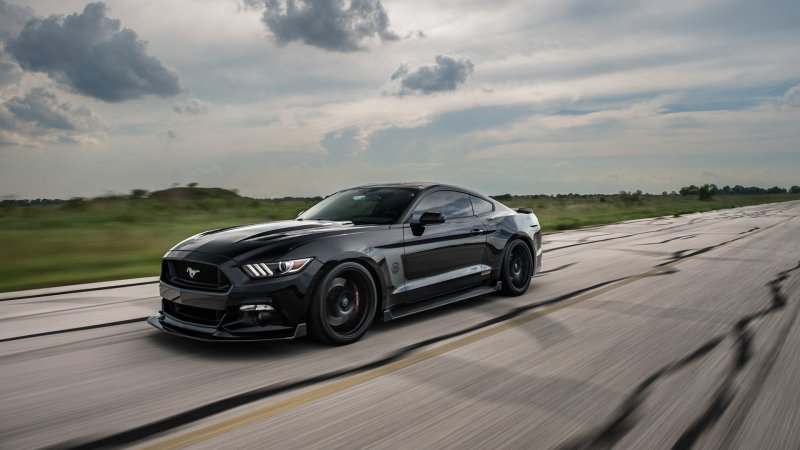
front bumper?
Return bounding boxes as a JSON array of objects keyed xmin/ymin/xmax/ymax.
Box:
[{"xmin": 148, "ymin": 251, "xmax": 322, "ymax": 341}]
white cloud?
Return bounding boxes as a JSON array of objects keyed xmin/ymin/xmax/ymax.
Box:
[
  {"xmin": 781, "ymin": 84, "xmax": 800, "ymax": 109},
  {"xmin": 6, "ymin": 2, "xmax": 183, "ymax": 102},
  {"xmin": 0, "ymin": 86, "xmax": 106, "ymax": 146},
  {"xmin": 173, "ymin": 98, "xmax": 209, "ymax": 115},
  {"xmin": 253, "ymin": 0, "xmax": 400, "ymax": 52},
  {"xmin": 387, "ymin": 55, "xmax": 474, "ymax": 96}
]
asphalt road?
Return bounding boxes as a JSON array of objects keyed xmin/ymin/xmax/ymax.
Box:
[{"xmin": 1, "ymin": 201, "xmax": 799, "ymax": 449}]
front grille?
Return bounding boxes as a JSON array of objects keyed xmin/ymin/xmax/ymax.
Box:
[
  {"xmin": 172, "ymin": 260, "xmax": 218, "ymax": 284},
  {"xmin": 163, "ymin": 299, "xmax": 225, "ymax": 326},
  {"xmin": 162, "ymin": 259, "xmax": 231, "ymax": 292}
]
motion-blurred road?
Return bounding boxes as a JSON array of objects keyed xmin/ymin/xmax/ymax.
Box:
[{"xmin": 1, "ymin": 201, "xmax": 799, "ymax": 449}]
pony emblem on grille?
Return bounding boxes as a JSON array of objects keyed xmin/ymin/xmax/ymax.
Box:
[{"xmin": 186, "ymin": 267, "xmax": 200, "ymax": 279}]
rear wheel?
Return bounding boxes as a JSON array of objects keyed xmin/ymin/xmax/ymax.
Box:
[
  {"xmin": 309, "ymin": 262, "xmax": 377, "ymax": 345},
  {"xmin": 501, "ymin": 239, "xmax": 533, "ymax": 296}
]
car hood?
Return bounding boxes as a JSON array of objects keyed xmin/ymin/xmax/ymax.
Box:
[{"xmin": 169, "ymin": 220, "xmax": 374, "ymax": 261}]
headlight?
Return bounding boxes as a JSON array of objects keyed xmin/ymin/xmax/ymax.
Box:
[{"xmin": 242, "ymin": 258, "xmax": 313, "ymax": 279}]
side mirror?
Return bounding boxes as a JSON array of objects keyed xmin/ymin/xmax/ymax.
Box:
[
  {"xmin": 417, "ymin": 211, "xmax": 446, "ymax": 225},
  {"xmin": 515, "ymin": 207, "xmax": 533, "ymax": 214}
]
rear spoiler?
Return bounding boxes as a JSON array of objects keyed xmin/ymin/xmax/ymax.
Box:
[{"xmin": 515, "ymin": 207, "xmax": 533, "ymax": 214}]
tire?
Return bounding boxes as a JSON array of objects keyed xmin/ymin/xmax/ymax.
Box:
[
  {"xmin": 501, "ymin": 239, "xmax": 534, "ymax": 296},
  {"xmin": 309, "ymin": 262, "xmax": 377, "ymax": 345}
]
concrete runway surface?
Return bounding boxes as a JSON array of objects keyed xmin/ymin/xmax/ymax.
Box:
[{"xmin": 1, "ymin": 201, "xmax": 799, "ymax": 449}]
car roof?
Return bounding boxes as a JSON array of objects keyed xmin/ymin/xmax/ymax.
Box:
[
  {"xmin": 354, "ymin": 181, "xmax": 439, "ymax": 189},
  {"xmin": 353, "ymin": 182, "xmax": 485, "ymax": 197}
]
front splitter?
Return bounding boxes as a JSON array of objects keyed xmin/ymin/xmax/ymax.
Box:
[{"xmin": 147, "ymin": 313, "xmax": 307, "ymax": 342}]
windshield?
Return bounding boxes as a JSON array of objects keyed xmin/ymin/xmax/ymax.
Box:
[{"xmin": 298, "ymin": 187, "xmax": 418, "ymax": 225}]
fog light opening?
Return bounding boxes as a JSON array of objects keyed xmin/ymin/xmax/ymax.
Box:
[
  {"xmin": 239, "ymin": 304, "xmax": 275, "ymax": 312},
  {"xmin": 238, "ymin": 304, "xmax": 276, "ymax": 326},
  {"xmin": 256, "ymin": 311, "xmax": 271, "ymax": 323}
]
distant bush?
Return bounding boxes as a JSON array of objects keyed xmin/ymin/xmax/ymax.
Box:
[
  {"xmin": 677, "ymin": 183, "xmax": 800, "ymax": 200},
  {"xmin": 618, "ymin": 190, "xmax": 642, "ymax": 203},
  {"xmin": 130, "ymin": 189, "xmax": 148, "ymax": 199},
  {"xmin": 679, "ymin": 185, "xmax": 699, "ymax": 197},
  {"xmin": 492, "ymin": 194, "xmax": 513, "ymax": 201},
  {"xmin": 720, "ymin": 185, "xmax": 791, "ymax": 195},
  {"xmin": 698, "ymin": 184, "xmax": 719, "ymax": 201},
  {"xmin": 0, "ymin": 198, "xmax": 66, "ymax": 206},
  {"xmin": 62, "ymin": 197, "xmax": 87, "ymax": 211}
]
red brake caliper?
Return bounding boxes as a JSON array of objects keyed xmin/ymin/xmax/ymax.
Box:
[{"xmin": 351, "ymin": 281, "xmax": 361, "ymax": 314}]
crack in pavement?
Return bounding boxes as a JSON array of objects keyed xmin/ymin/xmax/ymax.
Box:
[{"xmin": 558, "ymin": 261, "xmax": 800, "ymax": 450}]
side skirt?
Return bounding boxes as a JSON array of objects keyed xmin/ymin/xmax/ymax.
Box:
[{"xmin": 382, "ymin": 282, "xmax": 501, "ymax": 321}]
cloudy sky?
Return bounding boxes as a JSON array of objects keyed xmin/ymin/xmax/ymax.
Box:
[{"xmin": 0, "ymin": 0, "xmax": 798, "ymax": 198}]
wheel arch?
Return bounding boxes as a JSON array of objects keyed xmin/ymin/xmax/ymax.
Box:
[
  {"xmin": 305, "ymin": 256, "xmax": 386, "ymax": 318},
  {"xmin": 498, "ymin": 234, "xmax": 536, "ymax": 296},
  {"xmin": 503, "ymin": 233, "xmax": 537, "ymax": 273}
]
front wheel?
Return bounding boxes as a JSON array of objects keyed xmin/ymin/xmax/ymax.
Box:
[
  {"xmin": 501, "ymin": 240, "xmax": 534, "ymax": 296},
  {"xmin": 309, "ymin": 262, "xmax": 377, "ymax": 345}
]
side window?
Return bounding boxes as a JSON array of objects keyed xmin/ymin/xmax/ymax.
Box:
[
  {"xmin": 411, "ymin": 191, "xmax": 473, "ymax": 221},
  {"xmin": 470, "ymin": 196, "xmax": 494, "ymax": 215}
]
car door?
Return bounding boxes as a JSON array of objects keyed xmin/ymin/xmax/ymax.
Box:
[{"xmin": 401, "ymin": 190, "xmax": 489, "ymax": 302}]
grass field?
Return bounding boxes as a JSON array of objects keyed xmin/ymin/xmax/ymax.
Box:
[{"xmin": 1, "ymin": 187, "xmax": 797, "ymax": 292}]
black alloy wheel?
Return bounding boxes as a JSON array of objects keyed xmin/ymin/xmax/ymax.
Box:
[
  {"xmin": 309, "ymin": 262, "xmax": 377, "ymax": 345},
  {"xmin": 501, "ymin": 239, "xmax": 534, "ymax": 296}
]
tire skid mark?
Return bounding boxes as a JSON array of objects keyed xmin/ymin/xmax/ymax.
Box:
[
  {"xmin": 0, "ymin": 281, "xmax": 158, "ymax": 302},
  {"xmin": 0, "ymin": 329, "xmax": 148, "ymax": 362},
  {"xmin": 718, "ymin": 265, "xmax": 800, "ymax": 448},
  {"xmin": 537, "ymin": 262, "xmax": 579, "ymax": 275},
  {"xmin": 559, "ymin": 261, "xmax": 800, "ymax": 450},
  {"xmin": 0, "ymin": 296, "xmax": 158, "ymax": 323},
  {"xmin": 0, "ymin": 317, "xmax": 147, "ymax": 343},
  {"xmin": 548, "ymin": 202, "xmax": 798, "ymax": 253},
  {"xmin": 637, "ymin": 235, "xmax": 696, "ymax": 246},
  {"xmin": 578, "ymin": 233, "xmax": 614, "ymax": 243},
  {"xmin": 655, "ymin": 223, "xmax": 779, "ymax": 267},
  {"xmin": 547, "ymin": 222, "xmax": 701, "ymax": 252},
  {"xmin": 674, "ymin": 261, "xmax": 800, "ymax": 449}
]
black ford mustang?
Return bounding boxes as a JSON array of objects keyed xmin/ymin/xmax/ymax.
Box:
[{"xmin": 148, "ymin": 182, "xmax": 542, "ymax": 345}]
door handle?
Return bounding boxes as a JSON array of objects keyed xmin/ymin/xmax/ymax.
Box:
[{"xmin": 470, "ymin": 229, "xmax": 485, "ymax": 235}]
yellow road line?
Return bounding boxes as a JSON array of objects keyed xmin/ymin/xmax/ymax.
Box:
[{"xmin": 139, "ymin": 218, "xmax": 790, "ymax": 450}]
